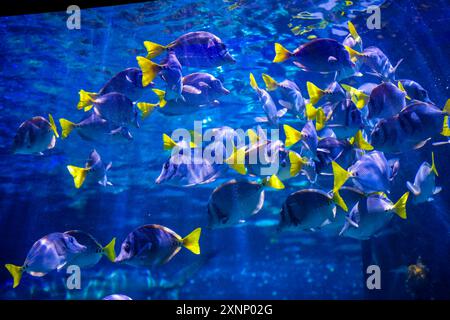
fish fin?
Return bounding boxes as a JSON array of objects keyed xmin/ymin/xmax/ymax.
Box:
[
  {"xmin": 183, "ymin": 85, "xmax": 202, "ymax": 95},
  {"xmin": 59, "ymin": 118, "xmax": 76, "ymax": 139},
  {"xmin": 152, "ymin": 88, "xmax": 167, "ymax": 108},
  {"xmin": 273, "ymin": 43, "xmax": 292, "ymax": 63},
  {"xmin": 249, "ymin": 73, "xmax": 259, "ymax": 90},
  {"xmin": 315, "ymin": 108, "xmax": 326, "ymax": 131},
  {"xmin": 182, "ymin": 228, "xmax": 201, "ymax": 255},
  {"xmin": 283, "ymin": 124, "xmax": 303, "ymax": 147},
  {"xmin": 328, "ymin": 56, "xmax": 338, "ymax": 63},
  {"xmin": 77, "ymin": 90, "xmax": 97, "ymax": 111},
  {"xmin": 262, "ymin": 73, "xmax": 278, "ymax": 91},
  {"xmin": 434, "ymin": 186, "xmax": 442, "ymax": 195},
  {"xmin": 106, "ymin": 162, "xmax": 112, "ymax": 171},
  {"xmin": 306, "ymin": 81, "xmax": 325, "ymax": 105},
  {"xmin": 397, "ymin": 81, "xmax": 411, "ymax": 100},
  {"xmin": 392, "ymin": 192, "xmax": 409, "ymax": 219},
  {"xmin": 48, "ymin": 114, "xmax": 59, "ymax": 138},
  {"xmin": 288, "ymin": 152, "xmax": 306, "ymax": 177},
  {"xmin": 163, "ymin": 133, "xmax": 178, "ymax": 151},
  {"xmin": 443, "ymin": 99, "xmax": 450, "ymax": 114},
  {"xmin": 332, "ymin": 161, "xmax": 351, "ymax": 193},
  {"xmin": 341, "ymin": 84, "xmax": 369, "ymax": 110},
  {"xmin": 198, "ymin": 81, "xmax": 210, "ymax": 89},
  {"xmin": 67, "ymin": 165, "xmax": 89, "ymax": 189},
  {"xmin": 278, "ymin": 100, "xmax": 293, "ymax": 109},
  {"xmin": 413, "ymin": 138, "xmax": 430, "ymax": 150},
  {"xmin": 102, "ymin": 238, "xmax": 116, "ymax": 262},
  {"xmin": 143, "ymin": 40, "xmax": 167, "ymax": 59},
  {"xmin": 137, "ymin": 102, "xmax": 158, "ymax": 119},
  {"xmin": 441, "ymin": 116, "xmax": 450, "ymax": 137},
  {"xmin": 263, "ymin": 174, "xmax": 285, "ymax": 190},
  {"xmin": 5, "ymin": 264, "xmax": 23, "ymax": 288},
  {"xmin": 332, "ymin": 191, "xmax": 348, "ymax": 212},
  {"xmin": 56, "ymin": 261, "xmax": 68, "ymax": 272},
  {"xmin": 344, "ymin": 45, "xmax": 364, "ymax": 61},
  {"xmin": 391, "ymin": 58, "xmax": 404, "ymax": 74},
  {"xmin": 348, "ymin": 21, "xmax": 361, "ymax": 44},
  {"xmin": 136, "ymin": 56, "xmax": 162, "ymax": 87},
  {"xmin": 320, "ymin": 219, "xmax": 332, "ymax": 227},
  {"xmin": 431, "ymin": 152, "xmax": 438, "ymax": 176},
  {"xmin": 277, "ymin": 108, "xmax": 288, "ymax": 118},
  {"xmin": 247, "ymin": 129, "xmax": 259, "ymax": 145},
  {"xmin": 346, "ymin": 216, "xmax": 359, "ymax": 229},
  {"xmin": 255, "ymin": 116, "xmax": 268, "ymax": 123},
  {"xmin": 406, "ymin": 181, "xmax": 420, "ymax": 196},
  {"xmin": 305, "ymin": 102, "xmax": 318, "ymax": 120},
  {"xmin": 351, "ymin": 130, "xmax": 374, "ymax": 150},
  {"xmin": 316, "ymin": 148, "xmax": 330, "ymax": 153},
  {"xmin": 225, "ymin": 146, "xmax": 247, "ymax": 175},
  {"xmin": 292, "ymin": 61, "xmax": 308, "ymax": 70}
]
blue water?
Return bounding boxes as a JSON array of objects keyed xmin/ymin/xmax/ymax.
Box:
[{"xmin": 0, "ymin": 0, "xmax": 449, "ymax": 300}]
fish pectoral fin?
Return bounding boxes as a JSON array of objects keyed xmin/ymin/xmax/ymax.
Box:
[
  {"xmin": 328, "ymin": 56, "xmax": 338, "ymax": 63},
  {"xmin": 183, "ymin": 85, "xmax": 202, "ymax": 95},
  {"xmin": 56, "ymin": 261, "xmax": 68, "ymax": 272},
  {"xmin": 198, "ymin": 81, "xmax": 210, "ymax": 89},
  {"xmin": 276, "ymin": 108, "xmax": 288, "ymax": 118},
  {"xmin": 255, "ymin": 116, "xmax": 268, "ymax": 123},
  {"xmin": 433, "ymin": 186, "xmax": 442, "ymax": 195},
  {"xmin": 406, "ymin": 181, "xmax": 421, "ymax": 196},
  {"xmin": 278, "ymin": 100, "xmax": 292, "ymax": 109}
]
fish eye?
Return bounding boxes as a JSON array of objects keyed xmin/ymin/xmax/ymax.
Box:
[
  {"xmin": 124, "ymin": 243, "xmax": 130, "ymax": 253},
  {"xmin": 164, "ymin": 162, "xmax": 170, "ymax": 170},
  {"xmin": 281, "ymin": 161, "xmax": 287, "ymax": 167}
]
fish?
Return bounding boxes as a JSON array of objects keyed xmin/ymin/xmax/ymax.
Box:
[
  {"xmin": 273, "ymin": 38, "xmax": 358, "ymax": 80},
  {"xmin": 250, "ymin": 73, "xmax": 287, "ymax": 127},
  {"xmin": 406, "ymin": 152, "xmax": 442, "ymax": 204},
  {"xmin": 332, "ymin": 151, "xmax": 399, "ymax": 194},
  {"xmin": 278, "ymin": 189, "xmax": 348, "ymax": 232},
  {"xmin": 398, "ymin": 79, "xmax": 433, "ymax": 103},
  {"xmin": 340, "ymin": 192, "xmax": 409, "ymax": 240},
  {"xmin": 283, "ymin": 121, "xmax": 319, "ymax": 160},
  {"xmin": 143, "ymin": 31, "xmax": 235, "ymax": 68},
  {"xmin": 59, "ymin": 113, "xmax": 133, "ymax": 141},
  {"xmin": 261, "ymin": 74, "xmax": 306, "ymax": 118},
  {"xmin": 324, "ymin": 99, "xmax": 364, "ymax": 139},
  {"xmin": 306, "ymin": 81, "xmax": 346, "ymax": 106},
  {"xmin": 314, "ymin": 137, "xmax": 354, "ymax": 174},
  {"xmin": 12, "ymin": 115, "xmax": 59, "ymax": 155},
  {"xmin": 115, "ymin": 224, "xmax": 201, "ymax": 267},
  {"xmin": 136, "ymin": 50, "xmax": 184, "ymax": 101},
  {"xmin": 63, "ymin": 230, "xmax": 116, "ymax": 268},
  {"xmin": 5, "ymin": 232, "xmax": 87, "ymax": 288},
  {"xmin": 103, "ymin": 294, "xmax": 133, "ymax": 300},
  {"xmin": 67, "ymin": 149, "xmax": 112, "ymax": 189},
  {"xmin": 370, "ymin": 100, "xmax": 450, "ymax": 153},
  {"xmin": 207, "ymin": 176, "xmax": 284, "ymax": 228}
]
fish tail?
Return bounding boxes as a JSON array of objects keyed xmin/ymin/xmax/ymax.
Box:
[
  {"xmin": 136, "ymin": 102, "xmax": 158, "ymax": 120},
  {"xmin": 5, "ymin": 264, "xmax": 23, "ymax": 288},
  {"xmin": 247, "ymin": 129, "xmax": 259, "ymax": 145},
  {"xmin": 283, "ymin": 124, "xmax": 303, "ymax": 147},
  {"xmin": 443, "ymin": 99, "xmax": 450, "ymax": 114},
  {"xmin": 67, "ymin": 165, "xmax": 89, "ymax": 189},
  {"xmin": 341, "ymin": 84, "xmax": 369, "ymax": 110},
  {"xmin": 288, "ymin": 152, "xmax": 306, "ymax": 177},
  {"xmin": 332, "ymin": 161, "xmax": 351, "ymax": 193},
  {"xmin": 47, "ymin": 114, "xmax": 59, "ymax": 138},
  {"xmin": 392, "ymin": 192, "xmax": 409, "ymax": 219},
  {"xmin": 182, "ymin": 228, "xmax": 201, "ymax": 255},
  {"xmin": 152, "ymin": 88, "xmax": 167, "ymax": 107},
  {"xmin": 249, "ymin": 73, "xmax": 259, "ymax": 90},
  {"xmin": 332, "ymin": 191, "xmax": 348, "ymax": 212},
  {"xmin": 77, "ymin": 90, "xmax": 97, "ymax": 111},
  {"xmin": 59, "ymin": 118, "xmax": 76, "ymax": 139},
  {"xmin": 348, "ymin": 21, "xmax": 361, "ymax": 44},
  {"xmin": 344, "ymin": 45, "xmax": 363, "ymax": 62},
  {"xmin": 397, "ymin": 81, "xmax": 411, "ymax": 100},
  {"xmin": 136, "ymin": 56, "xmax": 162, "ymax": 87},
  {"xmin": 143, "ymin": 40, "xmax": 167, "ymax": 59},
  {"xmin": 163, "ymin": 133, "xmax": 178, "ymax": 151},
  {"xmin": 273, "ymin": 43, "xmax": 291, "ymax": 63},
  {"xmin": 441, "ymin": 116, "xmax": 450, "ymax": 137},
  {"xmin": 431, "ymin": 152, "xmax": 438, "ymax": 176},
  {"xmin": 306, "ymin": 81, "xmax": 325, "ymax": 105},
  {"xmin": 315, "ymin": 107, "xmax": 326, "ymax": 131},
  {"xmin": 305, "ymin": 102, "xmax": 318, "ymax": 120},
  {"xmin": 351, "ymin": 130, "xmax": 374, "ymax": 151},
  {"xmin": 261, "ymin": 74, "xmax": 278, "ymax": 91},
  {"xmin": 102, "ymin": 238, "xmax": 116, "ymax": 262},
  {"xmin": 262, "ymin": 174, "xmax": 285, "ymax": 190},
  {"xmin": 225, "ymin": 146, "xmax": 247, "ymax": 175}
]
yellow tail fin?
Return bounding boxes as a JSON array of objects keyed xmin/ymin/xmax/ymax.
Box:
[
  {"xmin": 315, "ymin": 108, "xmax": 326, "ymax": 131},
  {"xmin": 136, "ymin": 56, "xmax": 162, "ymax": 87},
  {"xmin": 283, "ymin": 124, "xmax": 303, "ymax": 147},
  {"xmin": 332, "ymin": 191, "xmax": 348, "ymax": 212},
  {"xmin": 247, "ymin": 129, "xmax": 259, "ymax": 145},
  {"xmin": 397, "ymin": 81, "xmax": 411, "ymax": 100},
  {"xmin": 307, "ymin": 81, "xmax": 325, "ymax": 105},
  {"xmin": 137, "ymin": 102, "xmax": 157, "ymax": 119},
  {"xmin": 344, "ymin": 45, "xmax": 363, "ymax": 61},
  {"xmin": 59, "ymin": 118, "xmax": 75, "ymax": 139},
  {"xmin": 225, "ymin": 146, "xmax": 247, "ymax": 175},
  {"xmin": 273, "ymin": 43, "xmax": 291, "ymax": 63},
  {"xmin": 152, "ymin": 88, "xmax": 167, "ymax": 107},
  {"xmin": 262, "ymin": 74, "xmax": 278, "ymax": 91},
  {"xmin": 249, "ymin": 73, "xmax": 258, "ymax": 90},
  {"xmin": 288, "ymin": 152, "xmax": 306, "ymax": 177},
  {"xmin": 441, "ymin": 116, "xmax": 450, "ymax": 137},
  {"xmin": 263, "ymin": 174, "xmax": 285, "ymax": 189},
  {"xmin": 431, "ymin": 152, "xmax": 438, "ymax": 176},
  {"xmin": 67, "ymin": 165, "xmax": 88, "ymax": 189},
  {"xmin": 305, "ymin": 102, "xmax": 318, "ymax": 120},
  {"xmin": 77, "ymin": 90, "xmax": 97, "ymax": 110},
  {"xmin": 392, "ymin": 192, "xmax": 409, "ymax": 219},
  {"xmin": 48, "ymin": 114, "xmax": 59, "ymax": 138},
  {"xmin": 341, "ymin": 84, "xmax": 369, "ymax": 110},
  {"xmin": 102, "ymin": 238, "xmax": 116, "ymax": 262},
  {"xmin": 332, "ymin": 161, "xmax": 351, "ymax": 193},
  {"xmin": 182, "ymin": 228, "xmax": 201, "ymax": 255},
  {"xmin": 348, "ymin": 21, "xmax": 361, "ymax": 44},
  {"xmin": 351, "ymin": 130, "xmax": 374, "ymax": 151},
  {"xmin": 163, "ymin": 133, "xmax": 177, "ymax": 151},
  {"xmin": 443, "ymin": 99, "xmax": 450, "ymax": 114},
  {"xmin": 143, "ymin": 41, "xmax": 167, "ymax": 59},
  {"xmin": 5, "ymin": 264, "xmax": 23, "ymax": 288}
]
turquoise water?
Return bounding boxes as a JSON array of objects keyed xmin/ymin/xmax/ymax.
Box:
[{"xmin": 0, "ymin": 0, "xmax": 449, "ymax": 299}]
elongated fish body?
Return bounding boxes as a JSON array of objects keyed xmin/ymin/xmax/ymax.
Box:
[
  {"xmin": 166, "ymin": 32, "xmax": 235, "ymax": 67},
  {"xmin": 22, "ymin": 233, "xmax": 86, "ymax": 276},
  {"xmin": 93, "ymin": 92, "xmax": 137, "ymax": 128},
  {"xmin": 71, "ymin": 114, "xmax": 133, "ymax": 142},
  {"xmin": 276, "ymin": 80, "xmax": 305, "ymax": 117},
  {"xmin": 159, "ymin": 51, "xmax": 183, "ymax": 101},
  {"xmin": 13, "ymin": 116, "xmax": 57, "ymax": 155},
  {"xmin": 368, "ymin": 82, "xmax": 406, "ymax": 119},
  {"xmin": 279, "ymin": 189, "xmax": 336, "ymax": 231},
  {"xmin": 208, "ymin": 179, "xmax": 265, "ymax": 228},
  {"xmin": 325, "ymin": 99, "xmax": 363, "ymax": 139},
  {"xmin": 98, "ymin": 68, "xmax": 145, "ymax": 102},
  {"xmin": 115, "ymin": 225, "xmax": 184, "ymax": 267},
  {"xmin": 64, "ymin": 230, "xmax": 105, "ymax": 268},
  {"xmin": 315, "ymin": 137, "xmax": 353, "ymax": 173},
  {"xmin": 358, "ymin": 46, "xmax": 401, "ymax": 80},
  {"xmin": 341, "ymin": 194, "xmax": 397, "ymax": 240},
  {"xmin": 398, "ymin": 79, "xmax": 432, "ymax": 103},
  {"xmin": 85, "ymin": 150, "xmax": 112, "ymax": 186},
  {"xmin": 407, "ymin": 161, "xmax": 441, "ymax": 204}
]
